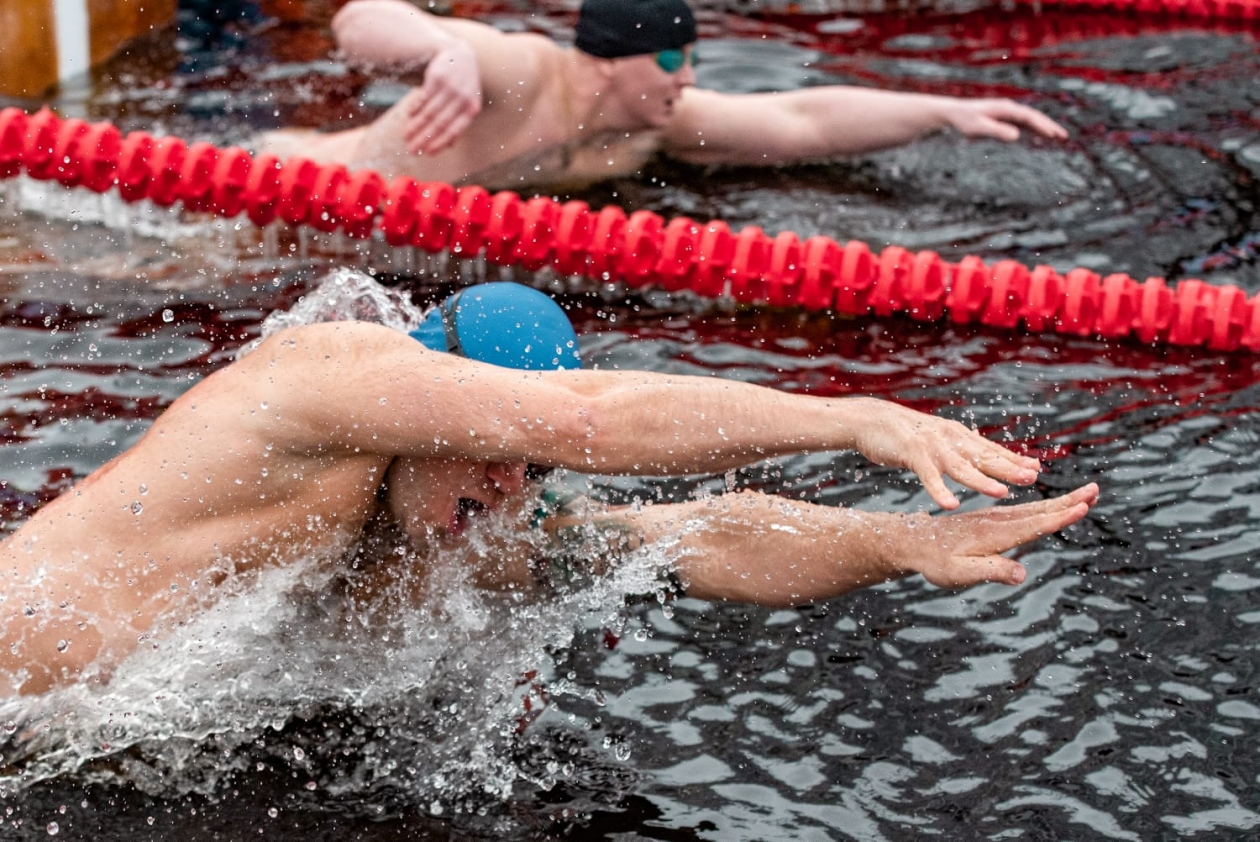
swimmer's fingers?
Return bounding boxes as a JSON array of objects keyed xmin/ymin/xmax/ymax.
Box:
[
  {"xmin": 972, "ymin": 484, "xmax": 1097, "ymax": 551},
  {"xmin": 401, "ymin": 100, "xmax": 471, "ymax": 155},
  {"xmin": 916, "ymin": 484, "xmax": 1098, "ymax": 588},
  {"xmin": 417, "ymin": 98, "xmax": 479, "ymax": 155},
  {"xmin": 920, "ymin": 554, "xmax": 1028, "ymax": 589},
  {"xmin": 949, "ymin": 99, "xmax": 1069, "ymax": 142},
  {"xmin": 996, "ymin": 101, "xmax": 1069, "ymax": 140},
  {"xmin": 906, "ymin": 428, "xmax": 1039, "ymax": 509},
  {"xmin": 939, "ymin": 438, "xmax": 1042, "ymax": 499},
  {"xmin": 912, "ymin": 463, "xmax": 961, "ymax": 511},
  {"xmin": 404, "ymin": 43, "xmax": 482, "ymax": 154},
  {"xmin": 850, "ymin": 402, "xmax": 1037, "ymax": 507}
]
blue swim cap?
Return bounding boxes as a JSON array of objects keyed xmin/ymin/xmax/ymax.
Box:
[{"xmin": 408, "ymin": 282, "xmax": 582, "ymax": 371}]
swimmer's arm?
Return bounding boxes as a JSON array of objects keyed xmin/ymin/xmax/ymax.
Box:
[
  {"xmin": 332, "ymin": 0, "xmax": 501, "ymax": 72},
  {"xmin": 587, "ymin": 486, "xmax": 1097, "ymax": 607},
  {"xmin": 334, "ymin": 1, "xmax": 453, "ymax": 70},
  {"xmin": 334, "ymin": 0, "xmax": 511, "ymax": 154},
  {"xmin": 663, "ymin": 87, "xmax": 1067, "ymax": 166},
  {"xmin": 260, "ymin": 322, "xmax": 1038, "ymax": 509},
  {"xmin": 542, "ymin": 367, "xmax": 1042, "ymax": 509}
]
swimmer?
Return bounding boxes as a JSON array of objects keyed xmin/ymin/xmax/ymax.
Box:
[
  {"xmin": 0, "ymin": 281, "xmax": 1098, "ymax": 697},
  {"xmin": 256, "ymin": 0, "xmax": 1070, "ymax": 191}
]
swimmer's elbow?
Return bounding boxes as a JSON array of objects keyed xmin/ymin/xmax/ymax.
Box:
[
  {"xmin": 332, "ymin": 0, "xmax": 419, "ymax": 52},
  {"xmin": 331, "ymin": 1, "xmax": 371, "ymax": 41}
]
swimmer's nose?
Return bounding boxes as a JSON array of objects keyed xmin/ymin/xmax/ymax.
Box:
[
  {"xmin": 487, "ymin": 462, "xmax": 529, "ymax": 496},
  {"xmin": 677, "ymin": 63, "xmax": 696, "ymax": 87}
]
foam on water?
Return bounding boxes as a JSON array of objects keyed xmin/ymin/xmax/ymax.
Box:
[{"xmin": 2, "ymin": 529, "xmax": 678, "ymax": 807}]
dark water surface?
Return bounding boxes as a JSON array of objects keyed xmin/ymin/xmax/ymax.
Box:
[{"xmin": 2, "ymin": 2, "xmax": 1260, "ymax": 839}]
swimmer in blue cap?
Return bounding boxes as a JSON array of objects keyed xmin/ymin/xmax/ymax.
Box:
[
  {"xmin": 259, "ymin": 0, "xmax": 1069, "ymax": 192},
  {"xmin": 408, "ymin": 282, "xmax": 582, "ymax": 372},
  {"xmin": 0, "ymin": 276, "xmax": 1098, "ymax": 696}
]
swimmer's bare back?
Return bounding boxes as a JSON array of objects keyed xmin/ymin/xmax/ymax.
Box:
[
  {"xmin": 254, "ymin": 126, "xmax": 367, "ymax": 165},
  {"xmin": 255, "ymin": 118, "xmax": 662, "ymax": 193}
]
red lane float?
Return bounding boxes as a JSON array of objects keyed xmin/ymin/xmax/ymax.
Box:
[
  {"xmin": 4, "ymin": 106, "xmax": 1260, "ymax": 352},
  {"xmin": 1012, "ymin": 0, "xmax": 1260, "ymax": 20}
]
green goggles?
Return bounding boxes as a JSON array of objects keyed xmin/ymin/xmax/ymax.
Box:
[{"xmin": 654, "ymin": 47, "xmax": 696, "ymax": 74}]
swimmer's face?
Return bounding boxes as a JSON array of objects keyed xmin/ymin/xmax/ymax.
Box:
[
  {"xmin": 608, "ymin": 44, "xmax": 697, "ymax": 128},
  {"xmin": 383, "ymin": 456, "xmax": 533, "ymax": 544}
]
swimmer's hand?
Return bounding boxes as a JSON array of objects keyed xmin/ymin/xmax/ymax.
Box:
[
  {"xmin": 942, "ymin": 97, "xmax": 1069, "ymax": 143},
  {"xmin": 846, "ymin": 399, "xmax": 1042, "ymax": 510},
  {"xmin": 894, "ymin": 483, "xmax": 1099, "ymax": 588},
  {"xmin": 403, "ymin": 41, "xmax": 482, "ymax": 156}
]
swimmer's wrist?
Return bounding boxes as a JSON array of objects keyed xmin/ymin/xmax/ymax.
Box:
[
  {"xmin": 882, "ymin": 512, "xmax": 929, "ymax": 580},
  {"xmin": 823, "ymin": 396, "xmax": 882, "ymax": 451}
]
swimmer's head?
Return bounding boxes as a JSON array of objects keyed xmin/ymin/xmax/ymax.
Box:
[
  {"xmin": 409, "ymin": 282, "xmax": 582, "ymax": 371},
  {"xmin": 575, "ymin": 0, "xmax": 697, "ymax": 60}
]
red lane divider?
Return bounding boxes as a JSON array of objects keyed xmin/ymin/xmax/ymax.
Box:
[
  {"xmin": 3, "ymin": 106, "xmax": 1259, "ymax": 352},
  {"xmin": 1013, "ymin": 0, "xmax": 1260, "ymax": 20}
]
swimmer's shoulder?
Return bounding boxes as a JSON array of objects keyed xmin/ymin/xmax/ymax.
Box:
[
  {"xmin": 241, "ymin": 321, "xmax": 431, "ymax": 374},
  {"xmin": 259, "ymin": 319, "xmax": 405, "ymax": 346},
  {"xmin": 477, "ymin": 43, "xmax": 563, "ymax": 120},
  {"xmin": 438, "ymin": 16, "xmax": 556, "ymax": 62}
]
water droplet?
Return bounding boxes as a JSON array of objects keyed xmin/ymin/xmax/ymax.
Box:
[
  {"xmin": 3, "ymin": 721, "xmax": 16, "ymax": 734},
  {"xmin": 267, "ymin": 808, "xmax": 278, "ymax": 818},
  {"xmin": 55, "ymin": 640, "xmax": 68, "ymax": 653},
  {"xmin": 147, "ymin": 817, "xmax": 155, "ymax": 826},
  {"xmin": 304, "ymin": 781, "xmax": 317, "ymax": 791},
  {"xmin": 130, "ymin": 501, "xmax": 143, "ymax": 515},
  {"xmin": 46, "ymin": 822, "xmax": 59, "ymax": 836},
  {"xmin": 293, "ymin": 747, "xmax": 305, "ymax": 761},
  {"xmin": 161, "ymin": 309, "xmax": 174, "ymax": 323},
  {"xmin": 139, "ymin": 484, "xmax": 147, "ymax": 495}
]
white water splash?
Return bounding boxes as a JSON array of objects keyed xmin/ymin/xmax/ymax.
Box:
[
  {"xmin": 238, "ymin": 267, "xmax": 427, "ymax": 359},
  {"xmin": 0, "ymin": 523, "xmax": 677, "ymax": 807}
]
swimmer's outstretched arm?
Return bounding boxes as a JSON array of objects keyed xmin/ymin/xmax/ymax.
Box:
[
  {"xmin": 664, "ymin": 87, "xmax": 1068, "ymax": 167},
  {"xmin": 262, "ymin": 322, "xmax": 1040, "ymax": 510},
  {"xmin": 533, "ymin": 371, "xmax": 1041, "ymax": 510},
  {"xmin": 583, "ymin": 484, "xmax": 1099, "ymax": 607}
]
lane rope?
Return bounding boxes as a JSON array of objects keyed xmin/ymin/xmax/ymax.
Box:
[{"xmin": 3, "ymin": 105, "xmax": 1256, "ymax": 351}]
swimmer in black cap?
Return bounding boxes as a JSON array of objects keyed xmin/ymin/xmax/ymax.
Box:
[
  {"xmin": 0, "ymin": 275, "xmax": 1097, "ymax": 697},
  {"xmin": 258, "ymin": 0, "xmax": 1069, "ymax": 191}
]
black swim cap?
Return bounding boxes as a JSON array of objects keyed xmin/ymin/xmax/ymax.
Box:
[{"xmin": 575, "ymin": 0, "xmax": 697, "ymax": 60}]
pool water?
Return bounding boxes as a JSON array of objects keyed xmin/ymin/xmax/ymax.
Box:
[{"xmin": 2, "ymin": 2, "xmax": 1260, "ymax": 839}]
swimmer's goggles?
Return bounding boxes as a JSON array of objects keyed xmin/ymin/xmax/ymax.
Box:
[{"xmin": 654, "ymin": 47, "xmax": 696, "ymax": 74}]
